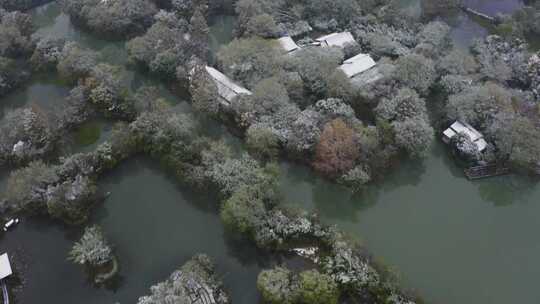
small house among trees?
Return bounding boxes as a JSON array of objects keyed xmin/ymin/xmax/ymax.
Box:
[
  {"xmin": 443, "ymin": 121, "xmax": 488, "ymax": 152},
  {"xmin": 315, "ymin": 32, "xmax": 356, "ymax": 48},
  {"xmin": 339, "ymin": 53, "xmax": 376, "ymax": 78},
  {"xmin": 205, "ymin": 66, "xmax": 253, "ymax": 106},
  {"xmin": 277, "ymin": 37, "xmax": 300, "ymax": 54},
  {"xmin": 339, "ymin": 53, "xmax": 383, "ymax": 87}
]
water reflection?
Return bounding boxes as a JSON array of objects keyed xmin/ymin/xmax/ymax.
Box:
[
  {"xmin": 476, "ymin": 174, "xmax": 538, "ymax": 206},
  {"xmin": 281, "ymin": 140, "xmax": 540, "ymax": 304},
  {"xmin": 465, "ymin": 0, "xmax": 525, "ymax": 15},
  {"xmin": 1, "ymin": 158, "xmax": 277, "ymax": 304},
  {"xmin": 0, "ymin": 74, "xmax": 70, "ymax": 117},
  {"xmin": 31, "ymin": 2, "xmax": 128, "ymax": 65},
  {"xmin": 208, "ymin": 14, "xmax": 236, "ymax": 64},
  {"xmin": 447, "ymin": 13, "xmax": 490, "ymax": 49}
]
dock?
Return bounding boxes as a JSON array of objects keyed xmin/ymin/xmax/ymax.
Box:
[
  {"xmin": 186, "ymin": 277, "xmax": 215, "ymax": 304},
  {"xmin": 464, "ymin": 164, "xmax": 510, "ymax": 180},
  {"xmin": 1, "ymin": 281, "xmax": 8, "ymax": 304},
  {"xmin": 462, "ymin": 7, "xmax": 497, "ymax": 23}
]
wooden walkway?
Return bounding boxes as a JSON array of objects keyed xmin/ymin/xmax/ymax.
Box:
[
  {"xmin": 1, "ymin": 280, "xmax": 9, "ymax": 304},
  {"xmin": 186, "ymin": 277, "xmax": 215, "ymax": 304},
  {"xmin": 462, "ymin": 6, "xmax": 496, "ymax": 23},
  {"xmin": 464, "ymin": 164, "xmax": 510, "ymax": 180}
]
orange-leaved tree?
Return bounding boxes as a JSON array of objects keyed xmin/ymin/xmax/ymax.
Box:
[{"xmin": 313, "ymin": 118, "xmax": 359, "ymax": 177}]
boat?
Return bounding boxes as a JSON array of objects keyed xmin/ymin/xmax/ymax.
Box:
[{"xmin": 3, "ymin": 219, "xmax": 19, "ymax": 232}]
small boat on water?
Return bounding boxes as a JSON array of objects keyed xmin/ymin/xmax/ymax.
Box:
[{"xmin": 3, "ymin": 219, "xmax": 19, "ymax": 232}]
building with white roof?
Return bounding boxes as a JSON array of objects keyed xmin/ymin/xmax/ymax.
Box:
[
  {"xmin": 443, "ymin": 121, "xmax": 487, "ymax": 152},
  {"xmin": 277, "ymin": 37, "xmax": 300, "ymax": 54},
  {"xmin": 205, "ymin": 66, "xmax": 252, "ymax": 106},
  {"xmin": 0, "ymin": 253, "xmax": 12, "ymax": 280},
  {"xmin": 337, "ymin": 53, "xmax": 383, "ymax": 88},
  {"xmin": 316, "ymin": 32, "xmax": 356, "ymax": 48},
  {"xmin": 339, "ymin": 53, "xmax": 377, "ymax": 78}
]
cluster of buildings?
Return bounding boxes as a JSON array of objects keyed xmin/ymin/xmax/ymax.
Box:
[
  {"xmin": 276, "ymin": 32, "xmax": 384, "ymax": 88},
  {"xmin": 205, "ymin": 31, "xmax": 383, "ymax": 106},
  {"xmin": 201, "ymin": 31, "xmax": 500, "ymax": 179}
]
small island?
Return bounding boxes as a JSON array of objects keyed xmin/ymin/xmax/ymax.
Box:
[{"xmin": 68, "ymin": 225, "xmax": 118, "ymax": 285}]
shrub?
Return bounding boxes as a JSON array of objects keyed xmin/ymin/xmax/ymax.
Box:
[
  {"xmin": 57, "ymin": 42, "xmax": 99, "ymax": 82},
  {"xmin": 221, "ymin": 185, "xmax": 267, "ymax": 235},
  {"xmin": 246, "ymin": 125, "xmax": 280, "ymax": 160},
  {"xmin": 61, "ymin": 0, "xmax": 158, "ymax": 37},
  {"xmin": 313, "ymin": 118, "xmax": 360, "ymax": 177},
  {"xmin": 394, "ymin": 54, "xmax": 436, "ymax": 95},
  {"xmin": 375, "ymin": 88, "xmax": 427, "ymax": 122},
  {"xmin": 392, "ymin": 118, "xmax": 434, "ymax": 157},
  {"xmin": 5, "ymin": 160, "xmax": 58, "ymax": 213},
  {"xmin": 257, "ymin": 267, "xmax": 297, "ymax": 304},
  {"xmin": 30, "ymin": 37, "xmax": 66, "ymax": 71},
  {"xmin": 69, "ymin": 225, "xmax": 113, "ymax": 267},
  {"xmin": 288, "ymin": 47, "xmax": 344, "ymax": 103},
  {"xmin": 245, "ymin": 13, "xmax": 279, "ymax": 38},
  {"xmin": 297, "ymin": 270, "xmax": 339, "ymax": 304},
  {"xmin": 126, "ymin": 11, "xmax": 193, "ymax": 79},
  {"xmin": 46, "ymin": 175, "xmax": 98, "ymax": 224},
  {"xmin": 0, "ymin": 106, "xmax": 56, "ymax": 165},
  {"xmin": 339, "ymin": 165, "xmax": 371, "ymax": 191},
  {"xmin": 0, "ymin": 9, "xmax": 34, "ymax": 57},
  {"xmin": 190, "ymin": 65, "xmax": 221, "ymax": 116},
  {"xmin": 217, "ymin": 37, "xmax": 283, "ymax": 88}
]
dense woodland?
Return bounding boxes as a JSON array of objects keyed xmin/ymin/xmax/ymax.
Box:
[{"xmin": 1, "ymin": 0, "xmax": 540, "ymax": 303}]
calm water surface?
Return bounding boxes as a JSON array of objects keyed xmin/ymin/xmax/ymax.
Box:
[
  {"xmin": 2, "ymin": 4, "xmax": 264, "ymax": 304},
  {"xmin": 0, "ymin": 74, "xmax": 70, "ymax": 117},
  {"xmin": 2, "ymin": 158, "xmax": 269, "ymax": 303},
  {"xmin": 280, "ymin": 142, "xmax": 540, "ymax": 304},
  {"xmin": 400, "ymin": 0, "xmax": 526, "ymax": 48}
]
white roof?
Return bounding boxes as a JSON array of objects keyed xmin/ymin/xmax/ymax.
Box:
[
  {"xmin": 350, "ymin": 66, "xmax": 384, "ymax": 88},
  {"xmin": 444, "ymin": 121, "xmax": 487, "ymax": 152},
  {"xmin": 316, "ymin": 32, "xmax": 356, "ymax": 48},
  {"xmin": 443, "ymin": 128, "xmax": 457, "ymax": 139},
  {"xmin": 450, "ymin": 121, "xmax": 482, "ymax": 142},
  {"xmin": 277, "ymin": 37, "xmax": 300, "ymax": 53},
  {"xmin": 339, "ymin": 53, "xmax": 377, "ymax": 78},
  {"xmin": 0, "ymin": 253, "xmax": 12, "ymax": 280},
  {"xmin": 475, "ymin": 138, "xmax": 488, "ymax": 152},
  {"xmin": 205, "ymin": 66, "xmax": 252, "ymax": 104}
]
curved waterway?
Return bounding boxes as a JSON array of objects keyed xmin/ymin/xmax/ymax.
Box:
[
  {"xmin": 1, "ymin": 1, "xmax": 540, "ymax": 304},
  {"xmin": 1, "ymin": 158, "xmax": 273, "ymax": 303},
  {"xmin": 281, "ymin": 142, "xmax": 540, "ymax": 304}
]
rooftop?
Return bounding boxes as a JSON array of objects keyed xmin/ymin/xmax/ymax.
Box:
[
  {"xmin": 316, "ymin": 32, "xmax": 356, "ymax": 48},
  {"xmin": 339, "ymin": 53, "xmax": 377, "ymax": 78},
  {"xmin": 205, "ymin": 66, "xmax": 252, "ymax": 105},
  {"xmin": 443, "ymin": 121, "xmax": 487, "ymax": 152},
  {"xmin": 0, "ymin": 253, "xmax": 12, "ymax": 280},
  {"xmin": 277, "ymin": 37, "xmax": 300, "ymax": 54},
  {"xmin": 349, "ymin": 66, "xmax": 384, "ymax": 88}
]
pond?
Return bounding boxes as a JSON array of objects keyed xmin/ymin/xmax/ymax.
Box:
[
  {"xmin": 0, "ymin": 74, "xmax": 70, "ymax": 118},
  {"xmin": 1, "ymin": 158, "xmax": 275, "ymax": 303},
  {"xmin": 209, "ymin": 14, "xmax": 236, "ymax": 64},
  {"xmin": 398, "ymin": 0, "xmax": 526, "ymax": 49},
  {"xmin": 280, "ymin": 141, "xmax": 540, "ymax": 304},
  {"xmin": 2, "ymin": 4, "xmax": 271, "ymax": 304}
]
